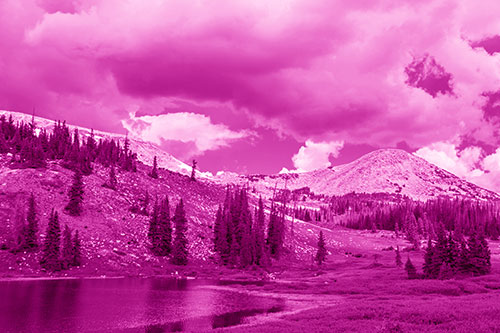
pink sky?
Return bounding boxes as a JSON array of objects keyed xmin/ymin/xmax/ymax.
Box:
[{"xmin": 2, "ymin": 0, "xmax": 500, "ymax": 190}]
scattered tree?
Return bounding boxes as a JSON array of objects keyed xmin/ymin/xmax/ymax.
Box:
[
  {"xmin": 61, "ymin": 225, "xmax": 73, "ymax": 269},
  {"xmin": 40, "ymin": 209, "xmax": 61, "ymax": 271},
  {"xmin": 150, "ymin": 156, "xmax": 158, "ymax": 179},
  {"xmin": 190, "ymin": 159, "xmax": 197, "ymax": 181},
  {"xmin": 315, "ymin": 231, "xmax": 327, "ymax": 266},
  {"xmin": 71, "ymin": 230, "xmax": 82, "ymax": 267},
  {"xmin": 65, "ymin": 170, "xmax": 84, "ymax": 216},
  {"xmin": 405, "ymin": 255, "xmax": 417, "ymax": 279},
  {"xmin": 172, "ymin": 199, "xmax": 188, "ymax": 265}
]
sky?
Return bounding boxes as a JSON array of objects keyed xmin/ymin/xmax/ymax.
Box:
[{"xmin": 2, "ymin": 1, "xmax": 500, "ymax": 191}]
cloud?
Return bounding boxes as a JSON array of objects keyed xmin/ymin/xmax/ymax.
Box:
[
  {"xmin": 289, "ymin": 139, "xmax": 344, "ymax": 172},
  {"xmin": 414, "ymin": 141, "xmax": 500, "ymax": 192},
  {"xmin": 2, "ymin": 0, "xmax": 500, "ymax": 169},
  {"xmin": 121, "ymin": 111, "xmax": 251, "ymax": 160}
]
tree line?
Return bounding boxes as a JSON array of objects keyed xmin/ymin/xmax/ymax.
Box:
[{"xmin": 404, "ymin": 229, "xmax": 491, "ymax": 279}]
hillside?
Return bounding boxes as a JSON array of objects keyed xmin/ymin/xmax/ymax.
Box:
[
  {"xmin": 0, "ymin": 154, "xmax": 226, "ymax": 277},
  {"xmin": 238, "ymin": 149, "xmax": 500, "ymax": 201},
  {"xmin": 1, "ymin": 110, "xmax": 499, "ymax": 279},
  {"xmin": 0, "ymin": 110, "xmax": 213, "ymax": 179}
]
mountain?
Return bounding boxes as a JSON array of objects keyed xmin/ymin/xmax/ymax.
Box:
[
  {"xmin": 238, "ymin": 149, "xmax": 500, "ymax": 201},
  {"xmin": 1, "ymin": 110, "xmax": 499, "ymax": 279}
]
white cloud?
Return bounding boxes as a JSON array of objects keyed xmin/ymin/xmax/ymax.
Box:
[
  {"xmin": 291, "ymin": 139, "xmax": 344, "ymax": 172},
  {"xmin": 122, "ymin": 111, "xmax": 251, "ymax": 157},
  {"xmin": 414, "ymin": 141, "xmax": 500, "ymax": 193},
  {"xmin": 414, "ymin": 142, "xmax": 483, "ymax": 179}
]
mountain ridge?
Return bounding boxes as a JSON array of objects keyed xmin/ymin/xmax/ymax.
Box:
[{"xmin": 1, "ymin": 110, "xmax": 498, "ymax": 201}]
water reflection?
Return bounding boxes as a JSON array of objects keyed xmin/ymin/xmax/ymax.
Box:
[{"xmin": 0, "ymin": 278, "xmax": 284, "ymax": 332}]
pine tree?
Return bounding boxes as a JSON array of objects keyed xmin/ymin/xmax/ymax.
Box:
[
  {"xmin": 148, "ymin": 198, "xmax": 159, "ymax": 248},
  {"xmin": 395, "ymin": 246, "xmax": 402, "ymax": 267},
  {"xmin": 405, "ymin": 256, "xmax": 417, "ymax": 279},
  {"xmin": 71, "ymin": 230, "xmax": 82, "ymax": 267},
  {"xmin": 25, "ymin": 193, "xmax": 38, "ymax": 250},
  {"xmin": 65, "ymin": 170, "xmax": 84, "ymax": 216},
  {"xmin": 267, "ymin": 204, "xmax": 284, "ymax": 258},
  {"xmin": 155, "ymin": 196, "xmax": 172, "ymax": 256},
  {"xmin": 478, "ymin": 234, "xmax": 491, "ymax": 275},
  {"xmin": 61, "ymin": 225, "xmax": 73, "ymax": 269},
  {"xmin": 40, "ymin": 210, "xmax": 61, "ymax": 271},
  {"xmin": 254, "ymin": 197, "xmax": 266, "ymax": 266},
  {"xmin": 315, "ymin": 231, "xmax": 327, "ymax": 265},
  {"xmin": 103, "ymin": 165, "xmax": 117, "ymax": 190},
  {"xmin": 150, "ymin": 156, "xmax": 158, "ymax": 179},
  {"xmin": 172, "ymin": 199, "xmax": 188, "ymax": 265},
  {"xmin": 214, "ymin": 205, "xmax": 224, "ymax": 253},
  {"xmin": 423, "ymin": 239, "xmax": 435, "ymax": 278},
  {"xmin": 190, "ymin": 159, "xmax": 197, "ymax": 181}
]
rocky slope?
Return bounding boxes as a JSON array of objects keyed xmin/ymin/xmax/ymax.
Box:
[{"xmin": 240, "ymin": 149, "xmax": 500, "ymax": 201}]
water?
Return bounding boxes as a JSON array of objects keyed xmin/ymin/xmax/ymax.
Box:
[{"xmin": 0, "ymin": 278, "xmax": 285, "ymax": 332}]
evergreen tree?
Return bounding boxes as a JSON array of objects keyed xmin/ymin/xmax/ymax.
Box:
[
  {"xmin": 150, "ymin": 156, "xmax": 158, "ymax": 179},
  {"xmin": 61, "ymin": 225, "xmax": 73, "ymax": 269},
  {"xmin": 395, "ymin": 246, "xmax": 402, "ymax": 267},
  {"xmin": 254, "ymin": 197, "xmax": 266, "ymax": 266},
  {"xmin": 65, "ymin": 170, "xmax": 84, "ymax": 216},
  {"xmin": 214, "ymin": 205, "xmax": 226, "ymax": 253},
  {"xmin": 103, "ymin": 165, "xmax": 118, "ymax": 190},
  {"xmin": 405, "ymin": 256, "xmax": 417, "ymax": 279},
  {"xmin": 468, "ymin": 233, "xmax": 491, "ymax": 275},
  {"xmin": 267, "ymin": 204, "xmax": 284, "ymax": 258},
  {"xmin": 148, "ymin": 198, "xmax": 159, "ymax": 247},
  {"xmin": 315, "ymin": 231, "xmax": 327, "ymax": 265},
  {"xmin": 478, "ymin": 234, "xmax": 492, "ymax": 275},
  {"xmin": 457, "ymin": 238, "xmax": 471, "ymax": 275},
  {"xmin": 423, "ymin": 239, "xmax": 435, "ymax": 278},
  {"xmin": 24, "ymin": 193, "xmax": 38, "ymax": 250},
  {"xmin": 155, "ymin": 196, "xmax": 172, "ymax": 256},
  {"xmin": 190, "ymin": 159, "xmax": 197, "ymax": 181},
  {"xmin": 172, "ymin": 199, "xmax": 188, "ymax": 265},
  {"xmin": 71, "ymin": 230, "xmax": 82, "ymax": 267},
  {"xmin": 40, "ymin": 210, "xmax": 61, "ymax": 271}
]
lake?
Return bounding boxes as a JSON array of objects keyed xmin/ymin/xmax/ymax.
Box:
[{"xmin": 0, "ymin": 277, "xmax": 285, "ymax": 332}]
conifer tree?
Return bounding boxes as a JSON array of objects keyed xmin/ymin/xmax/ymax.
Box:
[
  {"xmin": 457, "ymin": 238, "xmax": 470, "ymax": 274},
  {"xmin": 254, "ymin": 197, "xmax": 266, "ymax": 266},
  {"xmin": 40, "ymin": 210, "xmax": 61, "ymax": 271},
  {"xmin": 61, "ymin": 225, "xmax": 73, "ymax": 269},
  {"xmin": 150, "ymin": 156, "xmax": 158, "ymax": 179},
  {"xmin": 395, "ymin": 246, "xmax": 402, "ymax": 267},
  {"xmin": 315, "ymin": 231, "xmax": 327, "ymax": 266},
  {"xmin": 25, "ymin": 193, "xmax": 38, "ymax": 250},
  {"xmin": 71, "ymin": 230, "xmax": 82, "ymax": 267},
  {"xmin": 267, "ymin": 204, "xmax": 284, "ymax": 258},
  {"xmin": 148, "ymin": 198, "xmax": 159, "ymax": 244},
  {"xmin": 405, "ymin": 256, "xmax": 417, "ymax": 279},
  {"xmin": 65, "ymin": 170, "xmax": 84, "ymax": 216},
  {"xmin": 155, "ymin": 196, "xmax": 172, "ymax": 256},
  {"xmin": 214, "ymin": 205, "xmax": 224, "ymax": 252},
  {"xmin": 172, "ymin": 199, "xmax": 188, "ymax": 265},
  {"xmin": 190, "ymin": 159, "xmax": 197, "ymax": 181},
  {"xmin": 423, "ymin": 239, "xmax": 435, "ymax": 278},
  {"xmin": 103, "ymin": 165, "xmax": 118, "ymax": 190}
]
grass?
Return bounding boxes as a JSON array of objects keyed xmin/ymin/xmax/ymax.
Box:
[{"xmin": 218, "ymin": 247, "xmax": 500, "ymax": 332}]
